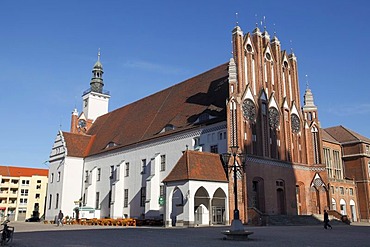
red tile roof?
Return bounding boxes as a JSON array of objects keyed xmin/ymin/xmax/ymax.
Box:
[
  {"xmin": 163, "ymin": 150, "xmax": 228, "ymax": 183},
  {"xmin": 85, "ymin": 63, "xmax": 229, "ymax": 156},
  {"xmin": 321, "ymin": 129, "xmax": 339, "ymax": 144},
  {"xmin": 62, "ymin": 132, "xmax": 95, "ymax": 157},
  {"xmin": 0, "ymin": 166, "xmax": 48, "ymax": 177},
  {"xmin": 324, "ymin": 126, "xmax": 370, "ymax": 144}
]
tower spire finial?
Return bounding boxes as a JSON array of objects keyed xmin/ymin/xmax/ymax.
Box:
[
  {"xmin": 255, "ymin": 14, "xmax": 258, "ymax": 27},
  {"xmin": 305, "ymin": 74, "xmax": 309, "ymax": 89},
  {"xmin": 235, "ymin": 12, "xmax": 239, "ymax": 26},
  {"xmin": 97, "ymin": 48, "xmax": 101, "ymax": 62},
  {"xmin": 263, "ymin": 16, "xmax": 266, "ymax": 31},
  {"xmin": 290, "ymin": 40, "xmax": 294, "ymax": 54}
]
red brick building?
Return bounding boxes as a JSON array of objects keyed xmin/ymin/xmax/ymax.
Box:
[
  {"xmin": 324, "ymin": 126, "xmax": 370, "ymax": 222},
  {"xmin": 227, "ymin": 24, "xmax": 330, "ymax": 222}
]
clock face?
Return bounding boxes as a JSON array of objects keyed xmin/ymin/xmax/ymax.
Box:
[
  {"xmin": 78, "ymin": 119, "xmax": 86, "ymax": 128},
  {"xmin": 268, "ymin": 107, "xmax": 279, "ymax": 129},
  {"xmin": 291, "ymin": 114, "xmax": 300, "ymax": 133},
  {"xmin": 242, "ymin": 99, "xmax": 256, "ymax": 122}
]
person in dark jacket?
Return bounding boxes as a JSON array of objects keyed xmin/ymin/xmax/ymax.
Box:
[
  {"xmin": 324, "ymin": 210, "xmax": 332, "ymax": 229},
  {"xmin": 57, "ymin": 210, "xmax": 64, "ymax": 226}
]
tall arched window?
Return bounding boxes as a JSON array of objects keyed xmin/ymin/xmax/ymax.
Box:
[
  {"xmin": 261, "ymin": 101, "xmax": 268, "ymax": 157},
  {"xmin": 311, "ymin": 126, "xmax": 320, "ymax": 164}
]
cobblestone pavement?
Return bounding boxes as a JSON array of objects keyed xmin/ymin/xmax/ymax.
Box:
[{"xmin": 3, "ymin": 221, "xmax": 370, "ymax": 247}]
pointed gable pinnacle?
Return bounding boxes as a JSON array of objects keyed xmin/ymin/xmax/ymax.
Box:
[
  {"xmin": 232, "ymin": 25, "xmax": 243, "ymax": 36},
  {"xmin": 303, "ymin": 87, "xmax": 317, "ymax": 111},
  {"xmin": 271, "ymin": 32, "xmax": 280, "ymax": 45},
  {"xmin": 228, "ymin": 58, "xmax": 237, "ymax": 83}
]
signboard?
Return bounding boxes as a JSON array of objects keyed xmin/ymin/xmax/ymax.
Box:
[{"xmin": 158, "ymin": 196, "xmax": 165, "ymax": 206}]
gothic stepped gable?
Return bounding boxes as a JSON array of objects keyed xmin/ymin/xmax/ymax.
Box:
[{"xmin": 86, "ymin": 63, "xmax": 229, "ymax": 156}]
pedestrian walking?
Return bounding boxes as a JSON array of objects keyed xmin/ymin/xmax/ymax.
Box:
[
  {"xmin": 57, "ymin": 210, "xmax": 64, "ymax": 226},
  {"xmin": 323, "ymin": 210, "xmax": 332, "ymax": 229}
]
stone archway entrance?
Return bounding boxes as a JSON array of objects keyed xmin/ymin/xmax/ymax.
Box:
[
  {"xmin": 171, "ymin": 187, "xmax": 184, "ymax": 226},
  {"xmin": 211, "ymin": 188, "xmax": 227, "ymax": 225},
  {"xmin": 194, "ymin": 187, "xmax": 209, "ymax": 226}
]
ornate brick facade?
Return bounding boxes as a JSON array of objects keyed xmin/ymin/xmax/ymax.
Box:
[{"xmin": 226, "ymin": 24, "xmax": 329, "ymax": 222}]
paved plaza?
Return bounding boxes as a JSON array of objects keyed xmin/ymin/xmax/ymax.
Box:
[{"xmin": 3, "ymin": 221, "xmax": 370, "ymax": 247}]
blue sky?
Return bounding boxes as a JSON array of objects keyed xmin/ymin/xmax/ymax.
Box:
[{"xmin": 1, "ymin": 0, "xmax": 369, "ymax": 168}]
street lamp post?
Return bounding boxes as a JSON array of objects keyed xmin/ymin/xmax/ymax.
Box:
[
  {"xmin": 222, "ymin": 145, "xmax": 245, "ymax": 232},
  {"xmin": 231, "ymin": 146, "xmax": 240, "ymax": 221},
  {"xmin": 221, "ymin": 146, "xmax": 253, "ymax": 240}
]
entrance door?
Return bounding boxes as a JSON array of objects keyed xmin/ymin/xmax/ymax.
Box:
[
  {"xmin": 212, "ymin": 206, "xmax": 225, "ymax": 224},
  {"xmin": 277, "ymin": 188, "xmax": 286, "ymax": 214}
]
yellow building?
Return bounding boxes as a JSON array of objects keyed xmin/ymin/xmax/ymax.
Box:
[{"xmin": 0, "ymin": 166, "xmax": 48, "ymax": 221}]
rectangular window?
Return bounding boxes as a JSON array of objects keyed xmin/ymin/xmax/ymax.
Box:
[
  {"xmin": 85, "ymin": 170, "xmax": 89, "ymax": 182},
  {"xmin": 97, "ymin": 168, "xmax": 101, "ymax": 181},
  {"xmin": 57, "ymin": 171, "xmax": 61, "ymax": 182},
  {"xmin": 51, "ymin": 173, "xmax": 54, "ymax": 183},
  {"xmin": 142, "ymin": 159, "xmax": 147, "ymax": 174},
  {"xmin": 37, "ymin": 180, "xmax": 41, "ymax": 183},
  {"xmin": 48, "ymin": 194, "xmax": 52, "ymax": 209},
  {"xmin": 95, "ymin": 192, "xmax": 100, "ymax": 209},
  {"xmin": 35, "ymin": 193, "xmax": 40, "ymax": 199},
  {"xmin": 124, "ymin": 189, "xmax": 128, "ymax": 208},
  {"xmin": 116, "ymin": 165, "xmax": 120, "ymax": 181},
  {"xmin": 323, "ymin": 148, "xmax": 333, "ymax": 178},
  {"xmin": 21, "ymin": 189, "xmax": 29, "ymax": 196},
  {"xmin": 193, "ymin": 137, "xmax": 200, "ymax": 147},
  {"xmin": 140, "ymin": 187, "xmax": 146, "ymax": 207},
  {"xmin": 108, "ymin": 190, "xmax": 112, "ymax": 208},
  {"xmin": 210, "ymin": 145, "xmax": 218, "ymax": 154},
  {"xmin": 110, "ymin": 166, "xmax": 114, "ymax": 179},
  {"xmin": 21, "ymin": 180, "xmax": 30, "ymax": 186},
  {"xmin": 160, "ymin": 155, "xmax": 166, "ymax": 171},
  {"xmin": 218, "ymin": 132, "xmax": 223, "ymax": 140},
  {"xmin": 20, "ymin": 198, "xmax": 28, "ymax": 205},
  {"xmin": 160, "ymin": 185, "xmax": 165, "ymax": 198},
  {"xmin": 56, "ymin": 193, "xmax": 59, "ymax": 208},
  {"xmin": 36, "ymin": 185, "xmax": 41, "ymax": 189},
  {"xmin": 340, "ymin": 187, "xmax": 344, "ymax": 195},
  {"xmin": 349, "ymin": 188, "xmax": 354, "ymax": 196},
  {"xmin": 125, "ymin": 162, "xmax": 129, "ymax": 177},
  {"xmin": 333, "ymin": 150, "xmax": 343, "ymax": 179}
]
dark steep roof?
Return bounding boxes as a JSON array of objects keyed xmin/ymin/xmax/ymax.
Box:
[
  {"xmin": 324, "ymin": 126, "xmax": 370, "ymax": 144},
  {"xmin": 86, "ymin": 63, "xmax": 229, "ymax": 156},
  {"xmin": 163, "ymin": 150, "xmax": 228, "ymax": 183}
]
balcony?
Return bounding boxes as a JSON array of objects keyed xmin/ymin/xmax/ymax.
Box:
[
  {"xmin": 9, "ymin": 182, "xmax": 19, "ymax": 188},
  {"xmin": 8, "ymin": 192, "xmax": 18, "ymax": 198}
]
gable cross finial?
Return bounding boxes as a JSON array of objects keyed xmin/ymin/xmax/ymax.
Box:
[
  {"xmin": 290, "ymin": 40, "xmax": 294, "ymax": 53},
  {"xmin": 305, "ymin": 74, "xmax": 309, "ymax": 89}
]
